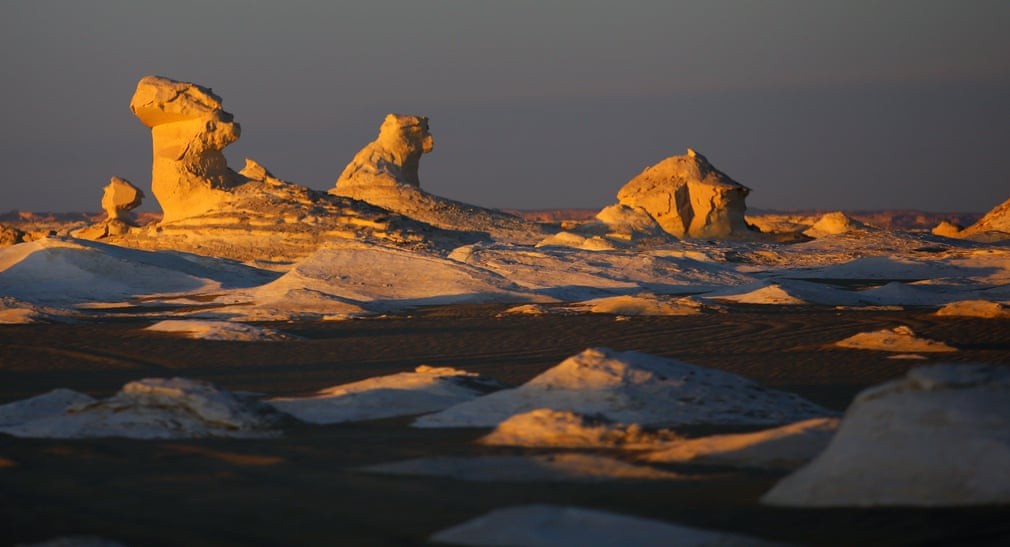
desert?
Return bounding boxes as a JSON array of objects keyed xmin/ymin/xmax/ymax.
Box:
[{"xmin": 3, "ymin": 4, "xmax": 1010, "ymax": 546}]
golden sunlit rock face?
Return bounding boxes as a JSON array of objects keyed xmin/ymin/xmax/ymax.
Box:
[
  {"xmin": 615, "ymin": 149, "xmax": 752, "ymax": 239},
  {"xmin": 331, "ymin": 114, "xmax": 546, "ymax": 243},
  {"xmin": 334, "ymin": 114, "xmax": 433, "ymax": 190},
  {"xmin": 130, "ymin": 76, "xmax": 242, "ymax": 223}
]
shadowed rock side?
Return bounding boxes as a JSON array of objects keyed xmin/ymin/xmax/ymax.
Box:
[
  {"xmin": 83, "ymin": 76, "xmax": 482, "ymax": 261},
  {"xmin": 331, "ymin": 114, "xmax": 547, "ymax": 244},
  {"xmin": 615, "ymin": 149, "xmax": 755, "ymax": 239}
]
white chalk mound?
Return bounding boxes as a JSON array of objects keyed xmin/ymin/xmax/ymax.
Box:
[
  {"xmin": 833, "ymin": 325, "xmax": 956, "ymax": 353},
  {"xmin": 763, "ymin": 364, "xmax": 1010, "ymax": 506},
  {"xmin": 0, "ymin": 237, "xmax": 268, "ymax": 306},
  {"xmin": 361, "ymin": 454, "xmax": 681, "ymax": 482},
  {"xmin": 0, "ymin": 389, "xmax": 96, "ymax": 426},
  {"xmin": 431, "ymin": 504, "xmax": 776, "ymax": 547},
  {"xmin": 267, "ymin": 366, "xmax": 503, "ymax": 424},
  {"xmin": 0, "ymin": 378, "xmax": 285, "ymax": 439},
  {"xmin": 703, "ymin": 279, "xmax": 863, "ymax": 306},
  {"xmin": 479, "ymin": 409, "xmax": 679, "ymax": 449},
  {"xmin": 570, "ymin": 294, "xmax": 707, "ymax": 316},
  {"xmin": 233, "ymin": 242, "xmax": 539, "ymax": 317},
  {"xmin": 641, "ymin": 417, "xmax": 839, "ymax": 471},
  {"xmin": 414, "ymin": 348, "xmax": 830, "ymax": 428},
  {"xmin": 936, "ymin": 300, "xmax": 1010, "ymax": 319},
  {"xmin": 145, "ymin": 320, "xmax": 296, "ymax": 341}
]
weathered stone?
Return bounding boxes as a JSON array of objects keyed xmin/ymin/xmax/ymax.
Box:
[
  {"xmin": 331, "ymin": 114, "xmax": 545, "ymax": 243},
  {"xmin": 615, "ymin": 149, "xmax": 752, "ymax": 239},
  {"xmin": 102, "ymin": 176, "xmax": 144, "ymax": 221},
  {"xmin": 130, "ymin": 75, "xmax": 242, "ymax": 222}
]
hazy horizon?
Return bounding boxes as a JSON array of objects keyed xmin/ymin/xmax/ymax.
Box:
[{"xmin": 2, "ymin": 1, "xmax": 1008, "ymax": 213}]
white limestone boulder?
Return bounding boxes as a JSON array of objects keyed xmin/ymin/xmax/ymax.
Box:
[
  {"xmin": 762, "ymin": 364, "xmax": 1010, "ymax": 506},
  {"xmin": 414, "ymin": 348, "xmax": 830, "ymax": 428}
]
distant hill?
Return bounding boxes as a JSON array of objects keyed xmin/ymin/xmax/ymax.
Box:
[{"xmin": 1, "ymin": 208, "xmax": 982, "ymax": 233}]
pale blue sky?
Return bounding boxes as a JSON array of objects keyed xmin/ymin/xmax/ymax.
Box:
[{"xmin": 2, "ymin": 1, "xmax": 1008, "ymax": 212}]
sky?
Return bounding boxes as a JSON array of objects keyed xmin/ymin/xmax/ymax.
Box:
[{"xmin": 1, "ymin": 0, "xmax": 1008, "ymax": 213}]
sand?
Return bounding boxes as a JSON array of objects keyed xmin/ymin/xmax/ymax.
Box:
[{"xmin": 2, "ymin": 305, "xmax": 1009, "ymax": 545}]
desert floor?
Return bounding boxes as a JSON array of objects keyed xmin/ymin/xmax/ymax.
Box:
[{"xmin": 2, "ymin": 305, "xmax": 1009, "ymax": 546}]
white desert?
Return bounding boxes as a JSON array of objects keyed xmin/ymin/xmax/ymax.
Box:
[{"xmin": 2, "ymin": 75, "xmax": 1008, "ymax": 546}]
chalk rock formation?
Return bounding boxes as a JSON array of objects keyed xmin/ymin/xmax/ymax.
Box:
[
  {"xmin": 931, "ymin": 220, "xmax": 963, "ymax": 238},
  {"xmin": 94, "ymin": 76, "xmax": 479, "ymax": 261},
  {"xmin": 802, "ymin": 211, "xmax": 868, "ymax": 238},
  {"xmin": 102, "ymin": 176, "xmax": 144, "ymax": 221},
  {"xmin": 331, "ymin": 114, "xmax": 545, "ymax": 243},
  {"xmin": 0, "ymin": 377, "xmax": 287, "ymax": 439},
  {"xmin": 0, "ymin": 224, "xmax": 27, "ymax": 246},
  {"xmin": 414, "ymin": 347, "xmax": 830, "ymax": 428},
  {"xmin": 958, "ymin": 196, "xmax": 1010, "ymax": 241},
  {"xmin": 614, "ymin": 149, "xmax": 753, "ymax": 239},
  {"xmin": 73, "ymin": 177, "xmax": 147, "ymax": 240},
  {"xmin": 130, "ymin": 76, "xmax": 242, "ymax": 222},
  {"xmin": 762, "ymin": 364, "xmax": 1010, "ymax": 506}
]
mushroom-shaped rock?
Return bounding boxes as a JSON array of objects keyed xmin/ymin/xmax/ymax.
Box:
[
  {"xmin": 102, "ymin": 177, "xmax": 144, "ymax": 221},
  {"xmin": 615, "ymin": 149, "xmax": 753, "ymax": 239},
  {"xmin": 130, "ymin": 75, "xmax": 242, "ymax": 222}
]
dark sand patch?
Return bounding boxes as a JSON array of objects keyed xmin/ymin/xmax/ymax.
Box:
[{"xmin": 1, "ymin": 306, "xmax": 1009, "ymax": 545}]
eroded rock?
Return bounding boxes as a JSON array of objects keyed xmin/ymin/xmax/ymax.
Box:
[
  {"xmin": 614, "ymin": 149, "xmax": 753, "ymax": 239},
  {"xmin": 331, "ymin": 114, "xmax": 545, "ymax": 243}
]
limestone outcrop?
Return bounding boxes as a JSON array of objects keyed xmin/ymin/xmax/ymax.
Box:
[
  {"xmin": 130, "ymin": 76, "xmax": 242, "ymax": 222},
  {"xmin": 102, "ymin": 177, "xmax": 144, "ymax": 221},
  {"xmin": 958, "ymin": 196, "xmax": 1010, "ymax": 241},
  {"xmin": 331, "ymin": 115, "xmax": 545, "ymax": 244},
  {"xmin": 614, "ymin": 149, "xmax": 753, "ymax": 239},
  {"xmin": 78, "ymin": 76, "xmax": 485, "ymax": 261}
]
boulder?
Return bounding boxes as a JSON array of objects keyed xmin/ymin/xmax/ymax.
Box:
[
  {"xmin": 102, "ymin": 176, "xmax": 144, "ymax": 221},
  {"xmin": 762, "ymin": 364, "xmax": 1010, "ymax": 506},
  {"xmin": 130, "ymin": 76, "xmax": 242, "ymax": 222},
  {"xmin": 614, "ymin": 149, "xmax": 753, "ymax": 239}
]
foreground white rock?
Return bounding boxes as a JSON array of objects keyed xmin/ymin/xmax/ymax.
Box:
[
  {"xmin": 479, "ymin": 409, "xmax": 679, "ymax": 448},
  {"xmin": 267, "ymin": 366, "xmax": 503, "ymax": 424},
  {"xmin": 145, "ymin": 320, "xmax": 296, "ymax": 341},
  {"xmin": 361, "ymin": 454, "xmax": 681, "ymax": 482},
  {"xmin": 762, "ymin": 364, "xmax": 1010, "ymax": 506},
  {"xmin": 641, "ymin": 417, "xmax": 839, "ymax": 470},
  {"xmin": 0, "ymin": 378, "xmax": 285, "ymax": 439},
  {"xmin": 833, "ymin": 325, "xmax": 956, "ymax": 353},
  {"xmin": 0, "ymin": 389, "xmax": 96, "ymax": 426},
  {"xmin": 414, "ymin": 348, "xmax": 830, "ymax": 428},
  {"xmin": 613, "ymin": 149, "xmax": 753, "ymax": 239},
  {"xmin": 431, "ymin": 504, "xmax": 775, "ymax": 547}
]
